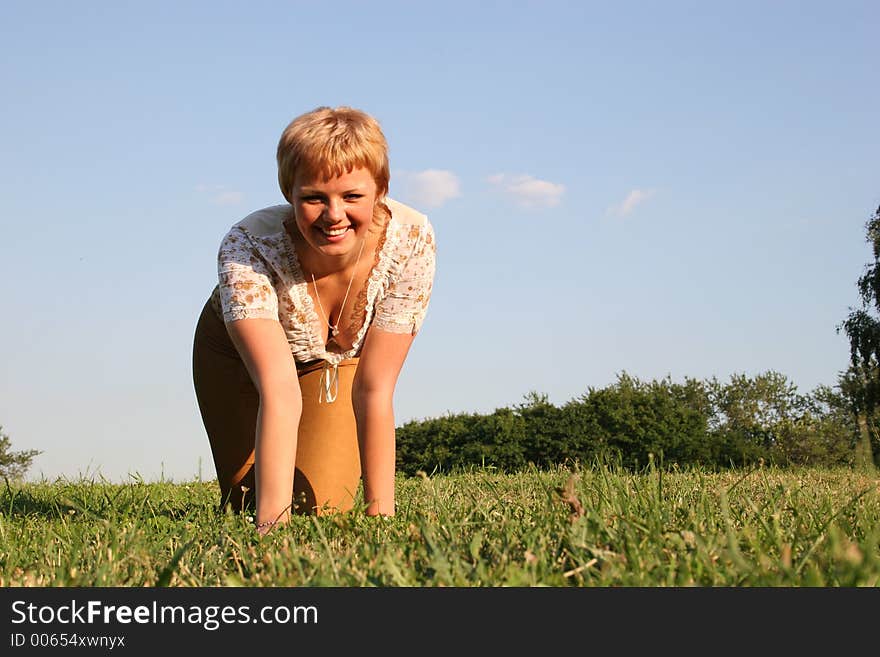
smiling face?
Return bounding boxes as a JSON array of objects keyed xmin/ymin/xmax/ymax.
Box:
[{"xmin": 289, "ymin": 166, "xmax": 379, "ymax": 266}]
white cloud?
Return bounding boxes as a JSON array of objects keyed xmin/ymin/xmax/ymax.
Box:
[
  {"xmin": 608, "ymin": 189, "xmax": 655, "ymax": 218},
  {"xmin": 487, "ymin": 173, "xmax": 565, "ymax": 209},
  {"xmin": 394, "ymin": 169, "xmax": 461, "ymax": 208},
  {"xmin": 213, "ymin": 191, "xmax": 244, "ymax": 205},
  {"xmin": 195, "ymin": 184, "xmax": 244, "ymax": 206}
]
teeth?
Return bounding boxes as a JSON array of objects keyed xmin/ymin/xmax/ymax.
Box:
[{"xmin": 321, "ymin": 226, "xmax": 349, "ymax": 236}]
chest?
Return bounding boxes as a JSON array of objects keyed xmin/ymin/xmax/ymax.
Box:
[{"xmin": 306, "ymin": 253, "xmax": 377, "ymax": 353}]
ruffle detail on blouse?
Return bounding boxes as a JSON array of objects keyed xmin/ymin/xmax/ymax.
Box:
[
  {"xmin": 340, "ymin": 221, "xmax": 406, "ymax": 363},
  {"xmin": 279, "ymin": 230, "xmax": 323, "ymax": 360}
]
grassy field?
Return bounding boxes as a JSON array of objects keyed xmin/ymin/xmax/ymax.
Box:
[{"xmin": 1, "ymin": 463, "xmax": 878, "ymax": 586}]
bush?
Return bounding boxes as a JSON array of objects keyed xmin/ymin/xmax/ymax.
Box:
[
  {"xmin": 566, "ymin": 373, "xmax": 710, "ymax": 469},
  {"xmin": 395, "ymin": 372, "xmax": 859, "ymax": 474}
]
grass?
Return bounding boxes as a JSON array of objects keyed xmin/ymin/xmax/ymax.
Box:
[{"xmin": 0, "ymin": 463, "xmax": 878, "ymax": 586}]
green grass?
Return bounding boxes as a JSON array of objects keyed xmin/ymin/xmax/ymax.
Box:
[{"xmin": 1, "ymin": 464, "xmax": 878, "ymax": 586}]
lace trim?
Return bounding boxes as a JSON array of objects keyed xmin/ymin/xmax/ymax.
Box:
[
  {"xmin": 350, "ymin": 221, "xmax": 404, "ymax": 360},
  {"xmin": 280, "ymin": 229, "xmax": 322, "ymax": 357}
]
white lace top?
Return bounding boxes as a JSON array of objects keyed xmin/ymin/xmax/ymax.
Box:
[{"xmin": 209, "ymin": 198, "xmax": 436, "ymax": 371}]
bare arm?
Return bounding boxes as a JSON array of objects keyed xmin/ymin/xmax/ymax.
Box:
[
  {"xmin": 351, "ymin": 327, "xmax": 415, "ymax": 516},
  {"xmin": 226, "ymin": 318, "xmax": 301, "ymax": 531}
]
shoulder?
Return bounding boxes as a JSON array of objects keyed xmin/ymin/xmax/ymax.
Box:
[
  {"xmin": 385, "ymin": 197, "xmax": 434, "ymax": 252},
  {"xmin": 232, "ymin": 204, "xmax": 290, "ymax": 237},
  {"xmin": 218, "ymin": 205, "xmax": 291, "ymax": 274},
  {"xmin": 382, "ymin": 198, "xmax": 435, "ymax": 276},
  {"xmin": 386, "ymin": 197, "xmax": 429, "ymax": 228}
]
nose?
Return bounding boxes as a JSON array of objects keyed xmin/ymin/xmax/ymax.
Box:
[{"xmin": 325, "ymin": 198, "xmax": 346, "ymax": 224}]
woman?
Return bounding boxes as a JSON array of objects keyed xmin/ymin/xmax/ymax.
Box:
[{"xmin": 191, "ymin": 106, "xmax": 436, "ymax": 534}]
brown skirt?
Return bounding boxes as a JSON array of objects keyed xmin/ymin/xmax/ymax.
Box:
[{"xmin": 191, "ymin": 297, "xmax": 361, "ymax": 515}]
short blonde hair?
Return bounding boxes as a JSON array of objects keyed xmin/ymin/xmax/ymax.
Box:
[{"xmin": 277, "ymin": 106, "xmax": 390, "ymax": 205}]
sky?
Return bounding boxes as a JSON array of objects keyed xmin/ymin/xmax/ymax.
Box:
[{"xmin": 1, "ymin": 1, "xmax": 878, "ymax": 483}]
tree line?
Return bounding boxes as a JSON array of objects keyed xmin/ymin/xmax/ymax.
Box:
[{"xmin": 395, "ymin": 370, "xmax": 863, "ymax": 475}]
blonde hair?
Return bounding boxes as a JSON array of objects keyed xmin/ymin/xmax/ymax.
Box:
[{"xmin": 277, "ymin": 106, "xmax": 390, "ymax": 206}]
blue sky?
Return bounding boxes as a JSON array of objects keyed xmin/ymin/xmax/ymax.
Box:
[{"xmin": 1, "ymin": 1, "xmax": 878, "ymax": 482}]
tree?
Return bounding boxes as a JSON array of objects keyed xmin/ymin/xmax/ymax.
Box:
[
  {"xmin": 571, "ymin": 373, "xmax": 711, "ymax": 469},
  {"xmin": 0, "ymin": 425, "xmax": 41, "ymax": 480},
  {"xmin": 839, "ymin": 204, "xmax": 880, "ymax": 466}
]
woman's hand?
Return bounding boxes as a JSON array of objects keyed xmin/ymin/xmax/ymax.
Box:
[{"xmin": 255, "ymin": 518, "xmax": 283, "ymax": 536}]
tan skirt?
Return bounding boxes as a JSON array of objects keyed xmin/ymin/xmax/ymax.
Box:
[{"xmin": 191, "ymin": 297, "xmax": 361, "ymax": 515}]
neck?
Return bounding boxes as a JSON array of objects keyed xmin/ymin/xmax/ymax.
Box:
[{"xmin": 303, "ymin": 240, "xmax": 367, "ymax": 279}]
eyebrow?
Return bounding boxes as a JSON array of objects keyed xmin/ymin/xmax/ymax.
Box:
[{"xmin": 298, "ymin": 187, "xmax": 367, "ymax": 195}]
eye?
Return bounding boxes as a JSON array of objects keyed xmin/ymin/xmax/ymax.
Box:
[
  {"xmin": 300, "ymin": 195, "xmax": 324, "ymax": 203},
  {"xmin": 345, "ymin": 193, "xmax": 364, "ymax": 201}
]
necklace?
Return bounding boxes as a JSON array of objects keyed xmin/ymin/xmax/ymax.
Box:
[{"xmin": 310, "ymin": 237, "xmax": 367, "ymax": 339}]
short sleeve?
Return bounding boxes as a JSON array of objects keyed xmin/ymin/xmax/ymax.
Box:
[
  {"xmin": 373, "ymin": 222, "xmax": 436, "ymax": 335},
  {"xmin": 216, "ymin": 227, "xmax": 279, "ymax": 323}
]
